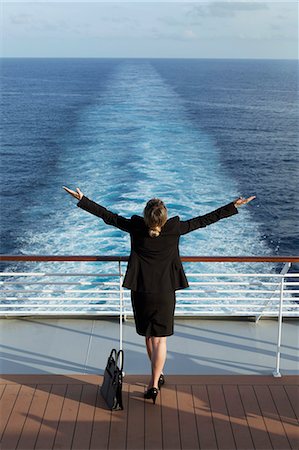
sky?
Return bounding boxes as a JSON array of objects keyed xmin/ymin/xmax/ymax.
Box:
[{"xmin": 0, "ymin": 1, "xmax": 298, "ymax": 59}]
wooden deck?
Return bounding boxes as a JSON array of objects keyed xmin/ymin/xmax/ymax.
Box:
[{"xmin": 0, "ymin": 374, "xmax": 298, "ymax": 450}]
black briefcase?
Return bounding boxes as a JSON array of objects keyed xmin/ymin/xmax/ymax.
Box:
[{"xmin": 100, "ymin": 349, "xmax": 124, "ymax": 410}]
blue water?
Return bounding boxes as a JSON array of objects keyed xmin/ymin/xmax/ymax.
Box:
[{"xmin": 0, "ymin": 58, "xmax": 298, "ymax": 279}]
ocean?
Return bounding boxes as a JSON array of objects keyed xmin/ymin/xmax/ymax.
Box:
[{"xmin": 1, "ymin": 58, "xmax": 298, "ymax": 284}]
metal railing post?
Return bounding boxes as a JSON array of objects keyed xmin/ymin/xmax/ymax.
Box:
[
  {"xmin": 256, "ymin": 262, "xmax": 291, "ymax": 323},
  {"xmin": 273, "ymin": 274, "xmax": 285, "ymax": 377},
  {"xmin": 118, "ymin": 261, "xmax": 123, "ymax": 351}
]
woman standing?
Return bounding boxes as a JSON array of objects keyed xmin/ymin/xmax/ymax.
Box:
[{"xmin": 63, "ymin": 186, "xmax": 255, "ymax": 404}]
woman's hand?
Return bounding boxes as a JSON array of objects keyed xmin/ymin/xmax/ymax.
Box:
[
  {"xmin": 63, "ymin": 186, "xmax": 84, "ymax": 201},
  {"xmin": 233, "ymin": 195, "xmax": 256, "ymax": 208}
]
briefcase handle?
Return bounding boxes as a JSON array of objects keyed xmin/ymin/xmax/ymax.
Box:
[
  {"xmin": 116, "ymin": 349, "xmax": 124, "ymax": 372},
  {"xmin": 108, "ymin": 348, "xmax": 124, "ymax": 373},
  {"xmin": 108, "ymin": 348, "xmax": 117, "ymax": 362}
]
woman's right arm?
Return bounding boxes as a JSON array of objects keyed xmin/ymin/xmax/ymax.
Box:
[{"xmin": 62, "ymin": 186, "xmax": 132, "ymax": 233}]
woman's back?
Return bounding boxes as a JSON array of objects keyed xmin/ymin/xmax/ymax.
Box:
[{"xmin": 125, "ymin": 214, "xmax": 186, "ymax": 293}]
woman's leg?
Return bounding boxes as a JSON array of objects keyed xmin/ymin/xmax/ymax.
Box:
[
  {"xmin": 148, "ymin": 336, "xmax": 167, "ymax": 390},
  {"xmin": 145, "ymin": 336, "xmax": 166, "ymax": 389},
  {"xmin": 145, "ymin": 336, "xmax": 153, "ymax": 361},
  {"xmin": 145, "ymin": 337, "xmax": 153, "ymax": 388}
]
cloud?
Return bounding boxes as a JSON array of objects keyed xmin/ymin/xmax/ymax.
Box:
[
  {"xmin": 7, "ymin": 8, "xmax": 140, "ymax": 37},
  {"xmin": 184, "ymin": 29, "xmax": 197, "ymax": 39},
  {"xmin": 148, "ymin": 27, "xmax": 200, "ymax": 42},
  {"xmin": 158, "ymin": 2, "xmax": 270, "ymax": 28},
  {"xmin": 9, "ymin": 12, "xmax": 70, "ymax": 32},
  {"xmin": 190, "ymin": 1, "xmax": 269, "ymax": 19},
  {"xmin": 9, "ymin": 13, "xmax": 33, "ymax": 25}
]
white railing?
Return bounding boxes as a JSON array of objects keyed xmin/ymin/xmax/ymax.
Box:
[
  {"xmin": 1, "ymin": 255, "xmax": 298, "ymax": 377},
  {"xmin": 0, "ymin": 259, "xmax": 298, "ymax": 318}
]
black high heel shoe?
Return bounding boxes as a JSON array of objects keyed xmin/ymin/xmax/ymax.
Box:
[
  {"xmin": 144, "ymin": 387, "xmax": 159, "ymax": 404},
  {"xmin": 158, "ymin": 374, "xmax": 165, "ymax": 390}
]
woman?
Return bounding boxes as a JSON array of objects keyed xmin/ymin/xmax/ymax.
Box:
[{"xmin": 63, "ymin": 185, "xmax": 255, "ymax": 404}]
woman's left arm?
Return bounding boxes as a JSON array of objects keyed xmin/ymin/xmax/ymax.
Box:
[
  {"xmin": 63, "ymin": 186, "xmax": 132, "ymax": 233},
  {"xmin": 179, "ymin": 195, "xmax": 256, "ymax": 235},
  {"xmin": 233, "ymin": 196, "xmax": 256, "ymax": 208}
]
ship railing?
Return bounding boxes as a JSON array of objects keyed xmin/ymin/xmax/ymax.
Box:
[{"xmin": 0, "ymin": 255, "xmax": 298, "ymax": 377}]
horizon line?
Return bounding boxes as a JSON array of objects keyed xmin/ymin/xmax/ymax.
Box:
[{"xmin": 0, "ymin": 56, "xmax": 298, "ymax": 61}]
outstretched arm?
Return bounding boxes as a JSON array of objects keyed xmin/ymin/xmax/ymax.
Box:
[
  {"xmin": 179, "ymin": 196, "xmax": 256, "ymax": 235},
  {"xmin": 63, "ymin": 186, "xmax": 132, "ymax": 233}
]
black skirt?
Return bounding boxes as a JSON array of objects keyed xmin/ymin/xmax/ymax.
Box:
[{"xmin": 130, "ymin": 290, "xmax": 176, "ymax": 337}]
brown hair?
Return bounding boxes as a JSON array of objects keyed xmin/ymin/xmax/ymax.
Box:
[{"xmin": 143, "ymin": 198, "xmax": 168, "ymax": 238}]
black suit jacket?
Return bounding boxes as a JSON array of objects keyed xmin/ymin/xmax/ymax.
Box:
[{"xmin": 77, "ymin": 196, "xmax": 239, "ymax": 293}]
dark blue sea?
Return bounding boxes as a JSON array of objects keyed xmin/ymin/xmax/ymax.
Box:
[{"xmin": 1, "ymin": 58, "xmax": 298, "ymax": 278}]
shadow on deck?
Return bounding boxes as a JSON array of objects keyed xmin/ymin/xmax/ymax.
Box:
[{"xmin": 0, "ymin": 374, "xmax": 298, "ymax": 450}]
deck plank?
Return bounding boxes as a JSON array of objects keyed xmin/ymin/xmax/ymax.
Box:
[
  {"xmin": 254, "ymin": 384, "xmax": 291, "ymax": 449},
  {"xmin": 127, "ymin": 383, "xmax": 145, "ymax": 450},
  {"xmin": 34, "ymin": 384, "xmax": 67, "ymax": 450},
  {"xmin": 222, "ymin": 384, "xmax": 254, "ymax": 450},
  {"xmin": 144, "ymin": 384, "xmax": 162, "ymax": 450},
  {"xmin": 161, "ymin": 384, "xmax": 181, "ymax": 450},
  {"xmin": 1, "ymin": 384, "xmax": 35, "ymax": 450},
  {"xmin": 71, "ymin": 383, "xmax": 98, "ymax": 450},
  {"xmin": 192, "ymin": 384, "xmax": 218, "ymax": 450},
  {"xmin": 0, "ymin": 384, "xmax": 21, "ymax": 440},
  {"xmin": 177, "ymin": 384, "xmax": 199, "ymax": 450},
  {"xmin": 107, "ymin": 382, "xmax": 129, "ymax": 450},
  {"xmin": 208, "ymin": 385, "xmax": 236, "ymax": 450},
  {"xmin": 238, "ymin": 385, "xmax": 273, "ymax": 450},
  {"xmin": 89, "ymin": 386, "xmax": 111, "ymax": 450},
  {"xmin": 269, "ymin": 385, "xmax": 299, "ymax": 450},
  {"xmin": 52, "ymin": 384, "xmax": 82, "ymax": 450},
  {"xmin": 16, "ymin": 384, "xmax": 51, "ymax": 450},
  {"xmin": 0, "ymin": 384, "xmax": 6, "ymax": 400},
  {"xmin": 284, "ymin": 385, "xmax": 299, "ymax": 420}
]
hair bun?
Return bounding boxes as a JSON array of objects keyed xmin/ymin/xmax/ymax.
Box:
[{"xmin": 149, "ymin": 228, "xmax": 160, "ymax": 238}]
